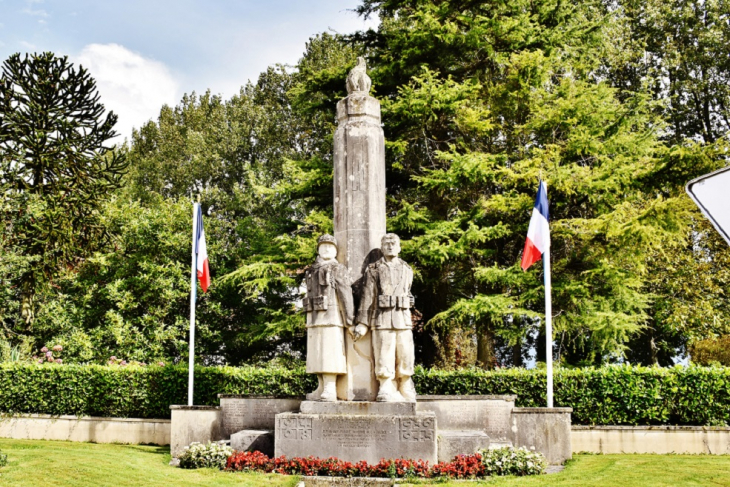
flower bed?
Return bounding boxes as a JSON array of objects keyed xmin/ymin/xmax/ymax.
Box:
[{"xmin": 224, "ymin": 447, "xmax": 547, "ymax": 479}]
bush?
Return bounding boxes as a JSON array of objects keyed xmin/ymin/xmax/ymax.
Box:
[
  {"xmin": 177, "ymin": 441, "xmax": 233, "ymax": 469},
  {"xmin": 479, "ymin": 447, "xmax": 547, "ymax": 476},
  {"xmin": 690, "ymin": 336, "xmax": 730, "ymax": 366},
  {"xmin": 0, "ymin": 363, "xmax": 729, "ymax": 425},
  {"xmin": 0, "ymin": 449, "xmax": 7, "ymax": 467}
]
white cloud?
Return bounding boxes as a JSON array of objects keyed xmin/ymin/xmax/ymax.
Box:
[
  {"xmin": 22, "ymin": 8, "xmax": 48, "ymax": 17},
  {"xmin": 72, "ymin": 44, "xmax": 181, "ymax": 141}
]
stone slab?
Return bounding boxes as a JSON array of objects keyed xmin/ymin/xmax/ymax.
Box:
[
  {"xmin": 230, "ymin": 429, "xmax": 274, "ymax": 457},
  {"xmin": 169, "ymin": 405, "xmax": 222, "ymax": 457},
  {"xmin": 0, "ymin": 414, "xmax": 170, "ymax": 446},
  {"xmin": 571, "ymin": 425, "xmax": 730, "ymax": 455},
  {"xmin": 219, "ymin": 396, "xmax": 302, "ymax": 437},
  {"xmin": 416, "ymin": 396, "xmax": 514, "ymax": 443},
  {"xmin": 511, "ymin": 407, "xmax": 572, "ymax": 465},
  {"xmin": 275, "ymin": 412, "xmax": 437, "ymax": 464},
  {"xmin": 299, "ymin": 401, "xmax": 416, "ymax": 416},
  {"xmin": 437, "ymin": 430, "xmax": 491, "ymax": 462}
]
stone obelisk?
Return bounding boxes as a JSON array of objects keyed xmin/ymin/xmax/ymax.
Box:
[{"xmin": 334, "ymin": 57, "xmax": 384, "ymax": 401}]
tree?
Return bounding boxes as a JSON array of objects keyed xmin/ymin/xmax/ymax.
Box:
[
  {"xmin": 309, "ymin": 0, "xmax": 707, "ymax": 367},
  {"xmin": 0, "ymin": 52, "xmax": 126, "ymax": 330}
]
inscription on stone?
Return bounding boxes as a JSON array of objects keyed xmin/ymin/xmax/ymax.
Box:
[
  {"xmin": 484, "ymin": 403, "xmax": 511, "ymax": 438},
  {"xmin": 322, "ymin": 427, "xmax": 388, "ymax": 448},
  {"xmin": 277, "ymin": 417, "xmax": 312, "ymax": 440},
  {"xmin": 399, "ymin": 417, "xmax": 435, "ymax": 442}
]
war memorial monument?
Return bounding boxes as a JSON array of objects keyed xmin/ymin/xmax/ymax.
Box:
[{"xmin": 171, "ymin": 59, "xmax": 573, "ymax": 466}]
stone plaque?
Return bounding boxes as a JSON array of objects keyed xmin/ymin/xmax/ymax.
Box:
[
  {"xmin": 416, "ymin": 396, "xmax": 514, "ymax": 438},
  {"xmin": 219, "ymin": 396, "xmax": 302, "ymax": 437},
  {"xmin": 274, "ymin": 412, "xmax": 437, "ymax": 464}
]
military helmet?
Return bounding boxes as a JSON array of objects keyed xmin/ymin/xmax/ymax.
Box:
[{"xmin": 317, "ymin": 234, "xmax": 338, "ymax": 248}]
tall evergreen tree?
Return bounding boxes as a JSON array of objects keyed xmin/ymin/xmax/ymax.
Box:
[
  {"xmin": 0, "ymin": 52, "xmax": 126, "ymax": 330},
  {"xmin": 317, "ymin": 0, "xmax": 701, "ymax": 367}
]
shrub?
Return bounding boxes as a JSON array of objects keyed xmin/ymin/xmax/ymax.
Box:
[
  {"xmin": 177, "ymin": 441, "xmax": 233, "ymax": 469},
  {"xmin": 0, "ymin": 363, "xmax": 729, "ymax": 425},
  {"xmin": 690, "ymin": 336, "xmax": 730, "ymax": 366},
  {"xmin": 0, "ymin": 449, "xmax": 7, "ymax": 467},
  {"xmin": 479, "ymin": 447, "xmax": 547, "ymax": 476}
]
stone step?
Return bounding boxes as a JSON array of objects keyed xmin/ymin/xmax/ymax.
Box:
[
  {"xmin": 230, "ymin": 429, "xmax": 274, "ymax": 457},
  {"xmin": 437, "ymin": 430, "xmax": 492, "ymax": 462}
]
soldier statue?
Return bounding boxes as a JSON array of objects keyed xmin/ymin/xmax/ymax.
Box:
[
  {"xmin": 355, "ymin": 233, "xmax": 416, "ymax": 402},
  {"xmin": 304, "ymin": 234, "xmax": 355, "ymax": 402}
]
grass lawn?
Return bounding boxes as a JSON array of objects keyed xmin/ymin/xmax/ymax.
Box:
[{"xmin": 0, "ymin": 439, "xmax": 729, "ymax": 486}]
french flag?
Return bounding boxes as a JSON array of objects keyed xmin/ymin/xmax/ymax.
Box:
[
  {"xmin": 521, "ymin": 181, "xmax": 550, "ymax": 271},
  {"xmin": 195, "ymin": 205, "xmax": 211, "ymax": 292}
]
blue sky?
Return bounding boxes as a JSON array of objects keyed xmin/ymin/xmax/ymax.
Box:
[{"xmin": 0, "ymin": 0, "xmax": 377, "ymax": 139}]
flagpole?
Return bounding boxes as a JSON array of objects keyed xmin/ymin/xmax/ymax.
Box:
[
  {"xmin": 544, "ymin": 246, "xmax": 553, "ymax": 408},
  {"xmin": 188, "ymin": 202, "xmax": 198, "ymax": 406}
]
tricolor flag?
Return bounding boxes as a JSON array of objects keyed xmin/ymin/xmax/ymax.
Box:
[
  {"xmin": 195, "ymin": 205, "xmax": 211, "ymax": 292},
  {"xmin": 521, "ymin": 181, "xmax": 550, "ymax": 271}
]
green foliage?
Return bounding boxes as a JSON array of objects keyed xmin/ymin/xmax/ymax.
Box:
[
  {"xmin": 177, "ymin": 441, "xmax": 233, "ymax": 469},
  {"xmin": 0, "ymin": 449, "xmax": 6, "ymax": 468},
  {"xmin": 328, "ymin": 0, "xmax": 709, "ymax": 367},
  {"xmin": 1, "ymin": 363, "xmax": 728, "ymax": 425},
  {"xmin": 690, "ymin": 335, "xmax": 730, "ymax": 366},
  {"xmin": 479, "ymin": 447, "xmax": 547, "ymax": 476},
  {"xmin": 0, "ymin": 52, "xmax": 126, "ymax": 329},
  {"xmin": 28, "ymin": 196, "xmax": 193, "ymax": 364}
]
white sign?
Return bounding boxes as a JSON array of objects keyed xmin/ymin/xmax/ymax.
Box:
[{"xmin": 686, "ymin": 166, "xmax": 730, "ymax": 246}]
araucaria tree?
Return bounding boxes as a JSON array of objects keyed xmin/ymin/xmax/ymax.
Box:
[{"xmin": 0, "ymin": 52, "xmax": 126, "ymax": 330}]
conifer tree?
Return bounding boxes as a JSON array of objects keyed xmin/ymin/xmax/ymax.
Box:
[
  {"xmin": 337, "ymin": 0, "xmax": 701, "ymax": 366},
  {"xmin": 0, "ymin": 52, "xmax": 126, "ymax": 329}
]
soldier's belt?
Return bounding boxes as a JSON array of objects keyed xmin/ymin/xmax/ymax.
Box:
[
  {"xmin": 303, "ymin": 295, "xmax": 328, "ymax": 312},
  {"xmin": 377, "ymin": 294, "xmax": 411, "ymax": 310}
]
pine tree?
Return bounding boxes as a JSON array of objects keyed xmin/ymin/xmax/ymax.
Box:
[{"xmin": 0, "ymin": 52, "xmax": 126, "ymax": 329}]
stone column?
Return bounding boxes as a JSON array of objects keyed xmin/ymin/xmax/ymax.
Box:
[{"xmin": 333, "ymin": 58, "xmax": 384, "ymax": 401}]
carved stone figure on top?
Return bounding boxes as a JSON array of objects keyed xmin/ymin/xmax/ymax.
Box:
[
  {"xmin": 346, "ymin": 57, "xmax": 372, "ymax": 94},
  {"xmin": 304, "ymin": 234, "xmax": 355, "ymax": 402},
  {"xmin": 355, "ymin": 233, "xmax": 416, "ymax": 402}
]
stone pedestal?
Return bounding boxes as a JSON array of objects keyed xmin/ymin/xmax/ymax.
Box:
[
  {"xmin": 274, "ymin": 402, "xmax": 437, "ymax": 464},
  {"xmin": 511, "ymin": 407, "xmax": 573, "ymax": 465},
  {"xmin": 169, "ymin": 405, "xmax": 222, "ymax": 457},
  {"xmin": 333, "ymin": 93, "xmax": 386, "ymax": 401}
]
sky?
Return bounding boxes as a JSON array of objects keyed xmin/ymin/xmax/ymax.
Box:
[{"xmin": 0, "ymin": 0, "xmax": 378, "ymax": 140}]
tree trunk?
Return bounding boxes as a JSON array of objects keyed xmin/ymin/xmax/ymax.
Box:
[{"xmin": 476, "ymin": 324, "xmax": 495, "ymax": 369}]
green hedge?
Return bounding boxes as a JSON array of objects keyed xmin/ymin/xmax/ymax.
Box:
[{"xmin": 0, "ymin": 364, "xmax": 728, "ymax": 425}]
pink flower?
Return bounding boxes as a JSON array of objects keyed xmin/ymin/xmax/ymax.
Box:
[
  {"xmin": 110, "ymin": 356, "xmax": 117, "ymax": 361},
  {"xmin": 120, "ymin": 360, "xmax": 127, "ymax": 366},
  {"xmin": 55, "ymin": 359, "xmax": 62, "ymax": 364},
  {"xmin": 45, "ymin": 351, "xmax": 53, "ymax": 358},
  {"xmin": 53, "ymin": 345, "xmax": 63, "ymax": 352},
  {"xmin": 41, "ymin": 347, "xmax": 49, "ymax": 353},
  {"xmin": 38, "ymin": 359, "xmax": 44, "ymax": 364},
  {"xmin": 157, "ymin": 362, "xmax": 165, "ymax": 367},
  {"xmin": 46, "ymin": 356, "xmax": 54, "ymax": 362}
]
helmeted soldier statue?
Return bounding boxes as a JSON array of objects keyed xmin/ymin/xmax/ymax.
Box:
[
  {"xmin": 355, "ymin": 233, "xmax": 416, "ymax": 402},
  {"xmin": 304, "ymin": 234, "xmax": 355, "ymax": 402}
]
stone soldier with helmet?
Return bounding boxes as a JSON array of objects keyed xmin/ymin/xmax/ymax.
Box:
[
  {"xmin": 355, "ymin": 233, "xmax": 416, "ymax": 402},
  {"xmin": 303, "ymin": 234, "xmax": 355, "ymax": 402}
]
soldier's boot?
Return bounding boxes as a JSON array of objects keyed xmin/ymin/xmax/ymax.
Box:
[
  {"xmin": 376, "ymin": 378, "xmax": 406, "ymax": 402},
  {"xmin": 398, "ymin": 376, "xmax": 416, "ymax": 403},
  {"xmin": 306, "ymin": 375, "xmax": 324, "ymax": 401},
  {"xmin": 319, "ymin": 374, "xmax": 338, "ymax": 402}
]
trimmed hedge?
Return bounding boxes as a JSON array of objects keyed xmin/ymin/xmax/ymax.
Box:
[{"xmin": 0, "ymin": 363, "xmax": 728, "ymax": 425}]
